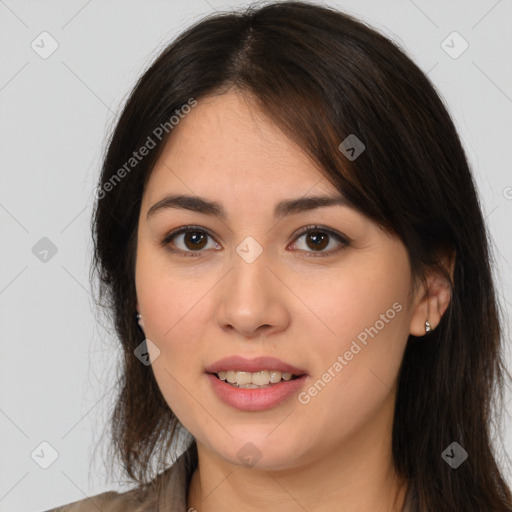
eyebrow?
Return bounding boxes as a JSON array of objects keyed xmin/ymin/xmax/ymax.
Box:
[{"xmin": 146, "ymin": 193, "xmax": 352, "ymax": 221}]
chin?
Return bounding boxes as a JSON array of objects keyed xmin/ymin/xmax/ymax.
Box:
[{"xmin": 206, "ymin": 431, "xmax": 305, "ymax": 470}]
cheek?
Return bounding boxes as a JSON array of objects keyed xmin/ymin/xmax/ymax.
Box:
[
  {"xmin": 296, "ymin": 311, "xmax": 408, "ymax": 450},
  {"xmin": 302, "ymin": 249, "xmax": 411, "ymax": 356},
  {"xmin": 297, "ymin": 251, "xmax": 411, "ymax": 424},
  {"xmin": 136, "ymin": 239, "xmax": 206, "ymax": 331},
  {"xmin": 135, "ymin": 246, "xmax": 209, "ymax": 425},
  {"xmin": 135, "ymin": 244, "xmax": 206, "ymax": 367}
]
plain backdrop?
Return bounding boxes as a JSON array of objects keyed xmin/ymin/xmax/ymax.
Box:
[{"xmin": 1, "ymin": 1, "xmax": 511, "ymax": 511}]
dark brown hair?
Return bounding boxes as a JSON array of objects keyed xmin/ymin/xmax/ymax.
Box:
[{"xmin": 91, "ymin": 1, "xmax": 512, "ymax": 510}]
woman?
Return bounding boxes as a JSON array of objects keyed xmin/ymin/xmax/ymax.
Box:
[{"xmin": 44, "ymin": 1, "xmax": 512, "ymax": 511}]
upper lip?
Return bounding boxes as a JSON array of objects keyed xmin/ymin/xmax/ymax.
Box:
[{"xmin": 205, "ymin": 356, "xmax": 308, "ymax": 376}]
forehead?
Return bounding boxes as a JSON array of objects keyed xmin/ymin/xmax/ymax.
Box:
[{"xmin": 143, "ymin": 90, "xmax": 335, "ymax": 202}]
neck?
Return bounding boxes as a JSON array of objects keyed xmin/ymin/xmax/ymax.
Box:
[{"xmin": 187, "ymin": 400, "xmax": 407, "ymax": 511}]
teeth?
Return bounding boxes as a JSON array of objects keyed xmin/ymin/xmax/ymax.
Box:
[{"xmin": 217, "ymin": 370, "xmax": 296, "ymax": 387}]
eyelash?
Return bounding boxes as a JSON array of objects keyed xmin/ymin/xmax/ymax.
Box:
[{"xmin": 160, "ymin": 224, "xmax": 350, "ymax": 258}]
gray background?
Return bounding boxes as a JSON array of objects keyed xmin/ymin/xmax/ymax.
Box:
[{"xmin": 1, "ymin": 1, "xmax": 511, "ymax": 511}]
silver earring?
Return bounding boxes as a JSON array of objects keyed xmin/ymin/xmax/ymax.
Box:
[
  {"xmin": 137, "ymin": 313, "xmax": 143, "ymax": 328},
  {"xmin": 425, "ymin": 292, "xmax": 432, "ymax": 333}
]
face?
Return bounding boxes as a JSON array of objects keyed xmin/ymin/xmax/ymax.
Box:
[{"xmin": 135, "ymin": 89, "xmax": 418, "ymax": 471}]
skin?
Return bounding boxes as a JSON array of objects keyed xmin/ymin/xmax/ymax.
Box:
[{"xmin": 135, "ymin": 89, "xmax": 453, "ymax": 512}]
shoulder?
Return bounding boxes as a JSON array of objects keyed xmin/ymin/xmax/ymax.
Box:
[
  {"xmin": 42, "ymin": 440, "xmax": 198, "ymax": 512},
  {"xmin": 41, "ymin": 487, "xmax": 146, "ymax": 512}
]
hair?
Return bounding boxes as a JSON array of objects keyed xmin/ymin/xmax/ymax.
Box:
[{"xmin": 91, "ymin": 1, "xmax": 512, "ymax": 510}]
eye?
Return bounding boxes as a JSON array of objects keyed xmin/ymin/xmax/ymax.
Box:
[
  {"xmin": 160, "ymin": 225, "xmax": 349, "ymax": 258},
  {"xmin": 160, "ymin": 226, "xmax": 220, "ymax": 257},
  {"xmin": 289, "ymin": 225, "xmax": 349, "ymax": 257}
]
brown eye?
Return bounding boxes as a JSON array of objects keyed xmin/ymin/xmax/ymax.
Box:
[
  {"xmin": 161, "ymin": 227, "xmax": 220, "ymax": 256},
  {"xmin": 183, "ymin": 231, "xmax": 208, "ymax": 250},
  {"xmin": 305, "ymin": 231, "xmax": 329, "ymax": 251},
  {"xmin": 291, "ymin": 226, "xmax": 349, "ymax": 257}
]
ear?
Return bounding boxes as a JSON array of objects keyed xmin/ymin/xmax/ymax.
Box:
[{"xmin": 409, "ymin": 250, "xmax": 455, "ymax": 336}]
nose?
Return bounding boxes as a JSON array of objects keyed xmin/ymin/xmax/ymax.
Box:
[{"xmin": 215, "ymin": 249, "xmax": 291, "ymax": 339}]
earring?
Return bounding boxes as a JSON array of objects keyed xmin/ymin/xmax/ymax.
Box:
[
  {"xmin": 424, "ymin": 291, "xmax": 432, "ymax": 333},
  {"xmin": 136, "ymin": 313, "xmax": 144, "ymax": 328}
]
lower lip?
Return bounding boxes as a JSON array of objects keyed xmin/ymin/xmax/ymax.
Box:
[{"xmin": 206, "ymin": 373, "xmax": 308, "ymax": 411}]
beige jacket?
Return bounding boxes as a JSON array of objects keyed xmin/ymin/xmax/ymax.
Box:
[{"xmin": 43, "ymin": 441, "xmax": 198, "ymax": 512}]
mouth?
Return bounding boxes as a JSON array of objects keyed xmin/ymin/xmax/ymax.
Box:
[
  {"xmin": 210, "ymin": 370, "xmax": 303, "ymax": 389},
  {"xmin": 204, "ymin": 356, "xmax": 308, "ymax": 403},
  {"xmin": 206, "ymin": 370, "xmax": 308, "ymax": 411}
]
